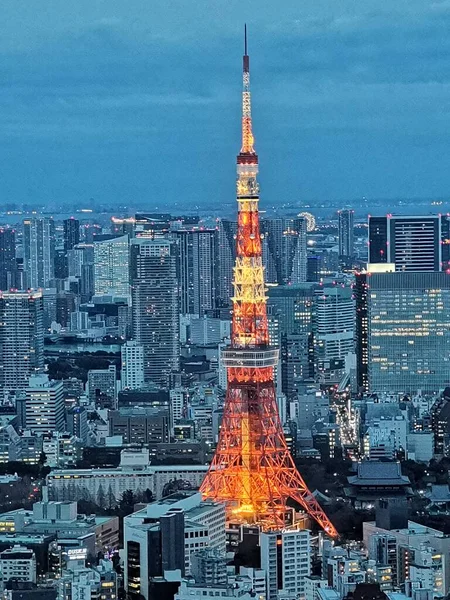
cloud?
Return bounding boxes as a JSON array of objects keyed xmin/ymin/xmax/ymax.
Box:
[{"xmin": 1, "ymin": 1, "xmax": 450, "ymax": 204}]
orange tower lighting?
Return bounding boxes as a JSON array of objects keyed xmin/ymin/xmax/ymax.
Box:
[{"xmin": 200, "ymin": 27, "xmax": 338, "ymax": 538}]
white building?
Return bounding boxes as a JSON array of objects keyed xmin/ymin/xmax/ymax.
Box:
[
  {"xmin": 124, "ymin": 492, "xmax": 226, "ymax": 577},
  {"xmin": 260, "ymin": 529, "xmax": 311, "ymax": 600},
  {"xmin": 314, "ymin": 283, "xmax": 354, "ymax": 384},
  {"xmin": 25, "ymin": 375, "xmax": 64, "ymax": 435},
  {"xmin": 121, "ymin": 341, "xmax": 144, "ymax": 390},
  {"xmin": 326, "ymin": 555, "xmax": 365, "ymax": 598},
  {"xmin": 59, "ymin": 559, "xmax": 117, "ymax": 600},
  {"xmin": 175, "ymin": 577, "xmax": 255, "ymax": 600},
  {"xmin": 0, "ymin": 546, "xmax": 36, "ymax": 583},
  {"xmin": 305, "ymin": 576, "xmax": 328, "ymax": 600},
  {"xmin": 93, "ymin": 233, "xmax": 129, "ymax": 300},
  {"xmin": 364, "ymin": 520, "xmax": 450, "ymax": 598},
  {"xmin": 42, "ymin": 433, "xmax": 80, "ymax": 468},
  {"xmin": 23, "ymin": 217, "xmax": 55, "ymax": 289},
  {"xmin": 47, "ymin": 463, "xmax": 208, "ymax": 504},
  {"xmin": 170, "ymin": 388, "xmax": 186, "ymax": 422}
]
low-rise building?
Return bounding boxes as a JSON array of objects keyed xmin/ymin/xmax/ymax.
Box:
[{"xmin": 0, "ymin": 546, "xmax": 36, "ymax": 583}]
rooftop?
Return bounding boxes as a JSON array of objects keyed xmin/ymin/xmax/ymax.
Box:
[{"xmin": 348, "ymin": 461, "xmax": 410, "ymax": 487}]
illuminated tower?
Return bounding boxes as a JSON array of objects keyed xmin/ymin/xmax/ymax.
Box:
[{"xmin": 201, "ymin": 28, "xmax": 337, "ymax": 537}]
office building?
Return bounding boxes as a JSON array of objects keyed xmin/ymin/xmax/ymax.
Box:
[
  {"xmin": 175, "ymin": 229, "xmax": 218, "ymax": 315},
  {"xmin": 25, "ymin": 375, "xmax": 65, "ymax": 435},
  {"xmin": 130, "ymin": 238, "xmax": 179, "ymax": 386},
  {"xmin": 93, "ymin": 234, "xmax": 129, "ymax": 299},
  {"xmin": 268, "ymin": 284, "xmax": 315, "ymax": 395},
  {"xmin": 88, "ymin": 365, "xmax": 117, "ymax": 407},
  {"xmin": 368, "ymin": 214, "xmax": 448, "ymax": 271},
  {"xmin": 360, "ymin": 270, "xmax": 450, "ymax": 393},
  {"xmin": 355, "ymin": 272, "xmax": 369, "ymax": 393},
  {"xmin": 313, "ymin": 282, "xmax": 354, "ymax": 384},
  {"xmin": 23, "ymin": 217, "xmax": 55, "ymax": 288},
  {"xmin": 108, "ymin": 407, "xmax": 170, "ymax": 445},
  {"xmin": 63, "ymin": 218, "xmax": 80, "ymax": 253},
  {"xmin": 260, "ymin": 529, "xmax": 311, "ymax": 600},
  {"xmin": 338, "ymin": 209, "xmax": 354, "ymax": 258},
  {"xmin": 121, "ymin": 341, "xmax": 144, "ymax": 389},
  {"xmin": 0, "ymin": 228, "xmax": 16, "ymax": 291},
  {"xmin": 0, "ymin": 291, "xmax": 44, "ymax": 390},
  {"xmin": 124, "ymin": 491, "xmax": 226, "ymax": 600}
]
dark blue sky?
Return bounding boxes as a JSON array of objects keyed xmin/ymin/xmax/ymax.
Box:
[{"xmin": 1, "ymin": 0, "xmax": 450, "ymax": 209}]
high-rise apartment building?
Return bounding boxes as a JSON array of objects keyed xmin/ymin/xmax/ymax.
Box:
[
  {"xmin": 261, "ymin": 217, "xmax": 307, "ymax": 284},
  {"xmin": 0, "ymin": 291, "xmax": 44, "ymax": 390},
  {"xmin": 25, "ymin": 375, "xmax": 65, "ymax": 435},
  {"xmin": 260, "ymin": 529, "xmax": 311, "ymax": 600},
  {"xmin": 67, "ymin": 243, "xmax": 94, "ymax": 278},
  {"xmin": 217, "ymin": 219, "xmax": 237, "ymax": 306},
  {"xmin": 93, "ymin": 234, "xmax": 129, "ymax": 299},
  {"xmin": 175, "ymin": 229, "xmax": 218, "ymax": 315},
  {"xmin": 360, "ymin": 270, "xmax": 450, "ymax": 393},
  {"xmin": 63, "ymin": 218, "xmax": 80, "ymax": 253},
  {"xmin": 121, "ymin": 341, "xmax": 144, "ymax": 390},
  {"xmin": 338, "ymin": 209, "xmax": 354, "ymax": 258},
  {"xmin": 130, "ymin": 238, "xmax": 179, "ymax": 386},
  {"xmin": 23, "ymin": 217, "xmax": 55, "ymax": 288},
  {"xmin": 0, "ymin": 229, "xmax": 16, "ymax": 291},
  {"xmin": 368, "ymin": 215, "xmax": 448, "ymax": 271}
]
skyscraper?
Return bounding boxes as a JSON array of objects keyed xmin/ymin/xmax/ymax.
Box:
[
  {"xmin": 25, "ymin": 375, "xmax": 65, "ymax": 435},
  {"xmin": 63, "ymin": 218, "xmax": 80, "ymax": 253},
  {"xmin": 338, "ymin": 209, "xmax": 354, "ymax": 258},
  {"xmin": 23, "ymin": 218, "xmax": 55, "ymax": 288},
  {"xmin": 93, "ymin": 234, "xmax": 130, "ymax": 299},
  {"xmin": 369, "ymin": 215, "xmax": 443, "ymax": 271},
  {"xmin": 261, "ymin": 217, "xmax": 307, "ymax": 284},
  {"xmin": 0, "ymin": 291, "xmax": 44, "ymax": 390},
  {"xmin": 363, "ymin": 270, "xmax": 450, "ymax": 393},
  {"xmin": 313, "ymin": 282, "xmax": 354, "ymax": 384},
  {"xmin": 217, "ymin": 219, "xmax": 237, "ymax": 306},
  {"xmin": 354, "ymin": 272, "xmax": 369, "ymax": 393},
  {"xmin": 130, "ymin": 238, "xmax": 179, "ymax": 386},
  {"xmin": 175, "ymin": 229, "xmax": 218, "ymax": 315},
  {"xmin": 0, "ymin": 229, "xmax": 16, "ymax": 291}
]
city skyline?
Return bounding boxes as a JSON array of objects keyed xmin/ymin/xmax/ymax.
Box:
[{"xmin": 2, "ymin": 1, "xmax": 450, "ymax": 207}]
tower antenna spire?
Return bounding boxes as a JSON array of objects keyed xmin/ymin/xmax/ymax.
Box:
[{"xmin": 244, "ymin": 23, "xmax": 247, "ymax": 55}]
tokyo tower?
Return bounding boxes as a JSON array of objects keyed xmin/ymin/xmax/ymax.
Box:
[{"xmin": 200, "ymin": 28, "xmax": 338, "ymax": 538}]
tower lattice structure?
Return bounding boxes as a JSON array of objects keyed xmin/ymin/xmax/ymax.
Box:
[{"xmin": 200, "ymin": 28, "xmax": 338, "ymax": 538}]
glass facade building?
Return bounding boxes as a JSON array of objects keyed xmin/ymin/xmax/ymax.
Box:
[{"xmin": 368, "ymin": 271, "xmax": 450, "ymax": 393}]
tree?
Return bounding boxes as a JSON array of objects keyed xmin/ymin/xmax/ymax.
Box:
[
  {"xmin": 119, "ymin": 490, "xmax": 135, "ymax": 511},
  {"xmin": 97, "ymin": 483, "xmax": 106, "ymax": 507},
  {"xmin": 107, "ymin": 484, "xmax": 116, "ymax": 509},
  {"xmin": 142, "ymin": 488, "xmax": 154, "ymax": 503}
]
